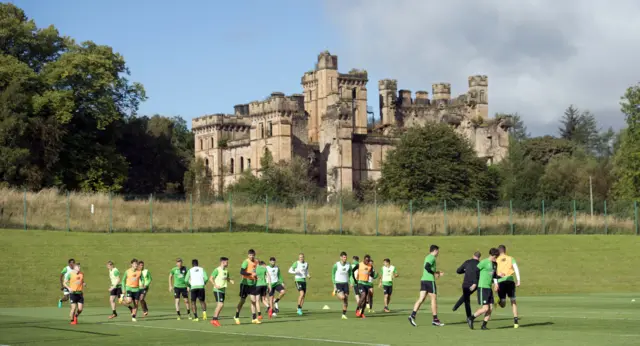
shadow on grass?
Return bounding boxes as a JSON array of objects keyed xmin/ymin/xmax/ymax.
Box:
[
  {"xmin": 31, "ymin": 325, "xmax": 119, "ymax": 336},
  {"xmin": 495, "ymin": 321, "xmax": 554, "ymax": 329}
]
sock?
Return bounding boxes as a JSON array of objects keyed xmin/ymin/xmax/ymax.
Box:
[
  {"xmin": 433, "ymin": 314, "xmax": 438, "ymax": 320},
  {"xmin": 132, "ymin": 313, "xmax": 136, "ymax": 318},
  {"xmin": 112, "ymin": 310, "xmax": 117, "ymax": 315},
  {"xmin": 342, "ymin": 309, "xmax": 346, "ymax": 315},
  {"xmin": 385, "ymin": 306, "xmax": 388, "ymax": 309},
  {"xmin": 213, "ymin": 316, "xmax": 218, "ymax": 320},
  {"xmin": 177, "ymin": 311, "xmax": 181, "ymax": 316},
  {"xmin": 252, "ymin": 313, "xmax": 256, "ymax": 320},
  {"xmin": 266, "ymin": 305, "xmax": 270, "ymax": 310},
  {"xmin": 297, "ymin": 305, "xmax": 302, "ymax": 309},
  {"xmin": 235, "ymin": 311, "xmax": 240, "ymax": 318},
  {"xmin": 258, "ymin": 312, "xmax": 262, "ymax": 316},
  {"xmin": 187, "ymin": 309, "xmax": 190, "ymax": 315},
  {"xmin": 411, "ymin": 311, "xmax": 417, "ymax": 318},
  {"xmin": 194, "ymin": 313, "xmax": 198, "ymax": 318},
  {"xmin": 76, "ymin": 310, "xmax": 82, "ymax": 316},
  {"xmin": 514, "ymin": 317, "xmax": 519, "ymax": 324},
  {"xmin": 275, "ymin": 298, "xmax": 280, "ymax": 303},
  {"xmin": 482, "ymin": 321, "xmax": 487, "ymax": 327}
]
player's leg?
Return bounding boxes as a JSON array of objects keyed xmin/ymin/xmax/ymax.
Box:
[
  {"xmin": 182, "ymin": 290, "xmax": 191, "ymax": 318},
  {"xmin": 190, "ymin": 289, "xmax": 199, "ymax": 320},
  {"xmin": 234, "ymin": 284, "xmax": 247, "ymax": 324},
  {"xmin": 356, "ymin": 286, "xmax": 368, "ymax": 317},
  {"xmin": 69, "ymin": 299, "xmax": 77, "ymax": 324},
  {"xmin": 353, "ymin": 283, "xmax": 360, "ymax": 305},
  {"xmin": 409, "ymin": 281, "xmax": 429, "ymax": 326},
  {"xmin": 368, "ymin": 287, "xmax": 374, "ymax": 312},
  {"xmin": 109, "ymin": 289, "xmax": 118, "ymax": 319},
  {"xmin": 60, "ymin": 287, "xmax": 70, "ymax": 307},
  {"xmin": 498, "ymin": 282, "xmax": 507, "ymax": 308},
  {"xmin": 452, "ymin": 285, "xmax": 466, "ymax": 312},
  {"xmin": 211, "ymin": 291, "xmax": 224, "ymax": 327},
  {"xmin": 139, "ymin": 290, "xmax": 148, "ymax": 316},
  {"xmin": 463, "ymin": 286, "xmax": 473, "ymax": 319},
  {"xmin": 199, "ymin": 290, "xmax": 207, "ymax": 320},
  {"xmin": 274, "ymin": 286, "xmax": 285, "ymax": 312},
  {"xmin": 509, "ymin": 282, "xmax": 519, "ymax": 327},
  {"xmin": 76, "ymin": 298, "xmax": 84, "ymax": 322},
  {"xmin": 250, "ymin": 292, "xmax": 260, "ymax": 323},
  {"xmin": 296, "ymin": 282, "xmax": 306, "ymax": 315}
]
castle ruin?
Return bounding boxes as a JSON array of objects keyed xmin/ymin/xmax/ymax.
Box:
[{"xmin": 192, "ymin": 51, "xmax": 511, "ymax": 195}]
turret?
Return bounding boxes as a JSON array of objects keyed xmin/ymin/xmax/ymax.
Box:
[{"xmin": 378, "ymin": 79, "xmax": 398, "ymax": 126}]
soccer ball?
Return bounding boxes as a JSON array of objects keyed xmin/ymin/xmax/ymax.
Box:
[{"xmin": 272, "ymin": 312, "xmax": 277, "ymax": 317}]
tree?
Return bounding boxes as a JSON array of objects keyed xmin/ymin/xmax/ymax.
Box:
[
  {"xmin": 558, "ymin": 105, "xmax": 582, "ymax": 140},
  {"xmin": 377, "ymin": 123, "xmax": 499, "ymax": 204},
  {"xmin": 612, "ymin": 83, "xmax": 640, "ymax": 199},
  {"xmin": 498, "ymin": 113, "xmax": 529, "ymax": 142}
]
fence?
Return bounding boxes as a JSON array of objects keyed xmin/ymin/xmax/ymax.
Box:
[{"xmin": 0, "ymin": 188, "xmax": 638, "ymax": 235}]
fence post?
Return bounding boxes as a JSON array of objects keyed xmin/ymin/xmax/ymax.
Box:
[
  {"xmin": 149, "ymin": 193, "xmax": 153, "ymax": 233},
  {"xmin": 23, "ymin": 188, "xmax": 26, "ymax": 231},
  {"xmin": 375, "ymin": 194, "xmax": 379, "ymax": 236},
  {"xmin": 573, "ymin": 200, "xmax": 577, "ymax": 235},
  {"xmin": 66, "ymin": 191, "xmax": 70, "ymax": 232},
  {"xmin": 477, "ymin": 200, "xmax": 481, "ymax": 236},
  {"xmin": 108, "ymin": 192, "xmax": 113, "ymax": 233},
  {"xmin": 541, "ymin": 199, "xmax": 545, "ymax": 235},
  {"xmin": 509, "ymin": 200, "xmax": 514, "ymax": 235},
  {"xmin": 265, "ymin": 195, "xmax": 269, "ymax": 233},
  {"xmin": 303, "ymin": 198, "xmax": 307, "ymax": 235},
  {"xmin": 190, "ymin": 193, "xmax": 194, "ymax": 233},
  {"xmin": 604, "ymin": 200, "xmax": 608, "ymax": 235},
  {"xmin": 634, "ymin": 201, "xmax": 638, "ymax": 236},
  {"xmin": 409, "ymin": 200, "xmax": 413, "ymax": 236},
  {"xmin": 443, "ymin": 199, "xmax": 448, "ymax": 236},
  {"xmin": 228, "ymin": 192, "xmax": 232, "ymax": 233},
  {"xmin": 339, "ymin": 195, "xmax": 343, "ymax": 235}
]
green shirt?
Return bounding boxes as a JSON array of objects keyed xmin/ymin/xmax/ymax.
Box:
[
  {"xmin": 381, "ymin": 265, "xmax": 397, "ymax": 286},
  {"xmin": 141, "ymin": 269, "xmax": 152, "ymax": 287},
  {"xmin": 349, "ymin": 261, "xmax": 359, "ymax": 284},
  {"xmin": 241, "ymin": 259, "xmax": 257, "ymax": 286},
  {"xmin": 170, "ymin": 266, "xmax": 188, "ymax": 288},
  {"xmin": 421, "ymin": 254, "xmax": 436, "ymax": 281},
  {"xmin": 211, "ymin": 267, "xmax": 228, "ymax": 293},
  {"xmin": 267, "ymin": 265, "xmax": 283, "ymax": 288},
  {"xmin": 256, "ymin": 266, "xmax": 268, "ymax": 287},
  {"xmin": 109, "ymin": 268, "xmax": 121, "ymax": 288},
  {"xmin": 477, "ymin": 258, "xmax": 496, "ymax": 289}
]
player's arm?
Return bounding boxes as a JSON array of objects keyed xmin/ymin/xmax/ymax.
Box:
[
  {"xmin": 169, "ymin": 271, "xmax": 174, "ymax": 292},
  {"xmin": 512, "ymin": 259, "xmax": 521, "ymax": 285},
  {"xmin": 114, "ymin": 269, "xmax": 121, "ymax": 287},
  {"xmin": 306, "ymin": 263, "xmax": 311, "ymax": 279},
  {"xmin": 203, "ymin": 270, "xmax": 208, "ymax": 286},
  {"xmin": 393, "ymin": 267, "xmax": 399, "ymax": 278},
  {"xmin": 351, "ymin": 264, "xmax": 359, "ymax": 283},
  {"xmin": 240, "ymin": 261, "xmax": 249, "ymax": 276},
  {"xmin": 184, "ymin": 270, "xmax": 191, "ymax": 289},
  {"xmin": 63, "ymin": 272, "xmax": 71, "ymax": 291},
  {"xmin": 288, "ymin": 262, "xmax": 297, "ymax": 275},
  {"xmin": 492, "ymin": 263, "xmax": 499, "ymax": 289},
  {"xmin": 331, "ymin": 263, "xmax": 337, "ymax": 287},
  {"xmin": 147, "ymin": 271, "xmax": 152, "ymax": 286},
  {"xmin": 122, "ymin": 270, "xmax": 129, "ymax": 291},
  {"xmin": 456, "ymin": 261, "xmax": 466, "ymax": 274},
  {"xmin": 277, "ymin": 268, "xmax": 284, "ymax": 288}
]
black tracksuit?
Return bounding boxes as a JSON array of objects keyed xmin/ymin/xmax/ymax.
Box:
[{"xmin": 452, "ymin": 258, "xmax": 479, "ymax": 318}]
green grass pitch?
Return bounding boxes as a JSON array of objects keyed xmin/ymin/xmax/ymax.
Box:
[{"xmin": 0, "ymin": 229, "xmax": 639, "ymax": 345}]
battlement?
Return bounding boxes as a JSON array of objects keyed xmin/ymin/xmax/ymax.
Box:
[
  {"xmin": 248, "ymin": 92, "xmax": 304, "ymax": 116},
  {"xmin": 399, "ymin": 89, "xmax": 412, "ymax": 106},
  {"xmin": 414, "ymin": 91, "xmax": 430, "ymax": 105},
  {"xmin": 379, "ymin": 79, "xmax": 398, "ymax": 90},
  {"xmin": 192, "ymin": 113, "xmax": 250, "ymax": 130},
  {"xmin": 234, "ymin": 104, "xmax": 249, "ymax": 116},
  {"xmin": 432, "ymin": 83, "xmax": 451, "ymax": 95},
  {"xmin": 468, "ymin": 75, "xmax": 488, "ymax": 87},
  {"xmin": 316, "ymin": 50, "xmax": 338, "ymax": 70}
]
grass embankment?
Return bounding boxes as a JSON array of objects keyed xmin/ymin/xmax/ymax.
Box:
[
  {"xmin": 1, "ymin": 229, "xmax": 638, "ymax": 308},
  {"xmin": 0, "ymin": 188, "xmax": 637, "ymax": 235}
]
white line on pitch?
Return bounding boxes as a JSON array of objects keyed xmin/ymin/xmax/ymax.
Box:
[{"xmin": 110, "ymin": 323, "xmax": 391, "ymax": 346}]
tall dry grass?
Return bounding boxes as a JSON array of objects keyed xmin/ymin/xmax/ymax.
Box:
[{"xmin": 0, "ymin": 188, "xmax": 636, "ymax": 235}]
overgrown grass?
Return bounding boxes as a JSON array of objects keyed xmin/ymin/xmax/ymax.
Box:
[{"xmin": 0, "ymin": 188, "xmax": 637, "ymax": 235}]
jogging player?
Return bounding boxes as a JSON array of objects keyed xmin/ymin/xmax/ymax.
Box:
[
  {"xmin": 266, "ymin": 257, "xmax": 285, "ymax": 317},
  {"xmin": 64, "ymin": 263, "xmax": 85, "ymax": 325},
  {"xmin": 58, "ymin": 258, "xmax": 75, "ymax": 308},
  {"xmin": 107, "ymin": 261, "xmax": 121, "ymax": 319},
  {"xmin": 496, "ymin": 244, "xmax": 521, "ymax": 328},
  {"xmin": 332, "ymin": 251, "xmax": 352, "ymax": 319},
  {"xmin": 209, "ymin": 256, "xmax": 234, "ymax": 327},
  {"xmin": 121, "ymin": 258, "xmax": 142, "ymax": 322},
  {"xmin": 366, "ymin": 259, "xmax": 379, "ymax": 313},
  {"xmin": 255, "ymin": 260, "xmax": 271, "ymax": 320},
  {"xmin": 235, "ymin": 249, "xmax": 260, "ymax": 325},
  {"xmin": 379, "ymin": 258, "xmax": 399, "ymax": 312},
  {"xmin": 185, "ymin": 259, "xmax": 208, "ymax": 321},
  {"xmin": 352, "ymin": 255, "xmax": 374, "ymax": 318},
  {"xmin": 288, "ymin": 253, "xmax": 310, "ymax": 316},
  {"xmin": 138, "ymin": 261, "xmax": 152, "ymax": 317},
  {"xmin": 408, "ymin": 244, "xmax": 444, "ymax": 327},
  {"xmin": 169, "ymin": 258, "xmax": 191, "ymax": 320},
  {"xmin": 350, "ymin": 256, "xmax": 360, "ymax": 305},
  {"xmin": 452, "ymin": 251, "xmax": 481, "ymax": 320},
  {"xmin": 467, "ymin": 248, "xmax": 500, "ymax": 330}
]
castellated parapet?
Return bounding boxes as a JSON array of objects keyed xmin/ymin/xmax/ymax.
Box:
[{"xmin": 194, "ymin": 52, "xmax": 510, "ymax": 196}]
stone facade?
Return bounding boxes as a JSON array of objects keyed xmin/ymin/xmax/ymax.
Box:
[{"xmin": 192, "ymin": 51, "xmax": 511, "ymax": 195}]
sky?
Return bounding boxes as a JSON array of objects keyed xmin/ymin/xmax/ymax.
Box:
[{"xmin": 13, "ymin": 0, "xmax": 640, "ymax": 135}]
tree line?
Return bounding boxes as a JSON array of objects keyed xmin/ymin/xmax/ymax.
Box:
[{"xmin": 2, "ymin": 3, "xmax": 639, "ymax": 204}]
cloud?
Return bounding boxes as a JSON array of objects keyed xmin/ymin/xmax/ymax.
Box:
[{"xmin": 325, "ymin": 0, "xmax": 640, "ymax": 135}]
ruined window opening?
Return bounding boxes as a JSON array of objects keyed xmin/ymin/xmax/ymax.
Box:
[
  {"xmin": 240, "ymin": 157, "xmax": 244, "ymax": 172},
  {"xmin": 268, "ymin": 121, "xmax": 273, "ymax": 137},
  {"xmin": 247, "ymin": 158, "xmax": 251, "ymax": 170},
  {"xmin": 480, "ymin": 90, "xmax": 486, "ymax": 103},
  {"xmin": 260, "ymin": 123, "xmax": 264, "ymax": 138},
  {"xmin": 199, "ymin": 139, "xmax": 203, "ymax": 150},
  {"xmin": 366, "ymin": 151, "xmax": 373, "ymax": 170},
  {"xmin": 230, "ymin": 158, "xmax": 235, "ymax": 174},
  {"xmin": 210, "ymin": 137, "xmax": 214, "ymax": 148}
]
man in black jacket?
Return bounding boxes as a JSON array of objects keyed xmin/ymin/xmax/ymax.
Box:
[{"xmin": 452, "ymin": 251, "xmax": 481, "ymax": 319}]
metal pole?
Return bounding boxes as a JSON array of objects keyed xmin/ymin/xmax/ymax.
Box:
[
  {"xmin": 109, "ymin": 192, "xmax": 113, "ymax": 233},
  {"xmin": 409, "ymin": 200, "xmax": 413, "ymax": 236},
  {"xmin": 265, "ymin": 195, "xmax": 269, "ymax": 233},
  {"xmin": 23, "ymin": 188, "xmax": 26, "ymax": 231},
  {"xmin": 541, "ymin": 199, "xmax": 545, "ymax": 235},
  {"xmin": 477, "ymin": 199, "xmax": 481, "ymax": 236},
  {"xmin": 375, "ymin": 193, "xmax": 379, "ymax": 236},
  {"xmin": 604, "ymin": 200, "xmax": 608, "ymax": 235},
  {"xmin": 443, "ymin": 199, "xmax": 448, "ymax": 235},
  {"xmin": 509, "ymin": 200, "xmax": 514, "ymax": 235},
  {"xmin": 589, "ymin": 176, "xmax": 594, "ymax": 219},
  {"xmin": 303, "ymin": 198, "xmax": 307, "ymax": 235},
  {"xmin": 66, "ymin": 191, "xmax": 70, "ymax": 232},
  {"xmin": 573, "ymin": 200, "xmax": 577, "ymax": 235},
  {"xmin": 190, "ymin": 193, "xmax": 194, "ymax": 233},
  {"xmin": 150, "ymin": 193, "xmax": 153, "ymax": 233},
  {"xmin": 634, "ymin": 201, "xmax": 638, "ymax": 236},
  {"xmin": 339, "ymin": 195, "xmax": 343, "ymax": 235},
  {"xmin": 228, "ymin": 192, "xmax": 232, "ymax": 233}
]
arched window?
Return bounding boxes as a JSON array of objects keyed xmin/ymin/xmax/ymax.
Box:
[
  {"xmin": 230, "ymin": 158, "xmax": 235, "ymax": 174},
  {"xmin": 210, "ymin": 137, "xmax": 214, "ymax": 148},
  {"xmin": 480, "ymin": 90, "xmax": 486, "ymax": 103},
  {"xmin": 240, "ymin": 157, "xmax": 244, "ymax": 172},
  {"xmin": 247, "ymin": 158, "xmax": 251, "ymax": 170},
  {"xmin": 199, "ymin": 139, "xmax": 203, "ymax": 150}
]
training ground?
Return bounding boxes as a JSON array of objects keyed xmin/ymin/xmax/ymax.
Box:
[{"xmin": 0, "ymin": 230, "xmax": 638, "ymax": 345}]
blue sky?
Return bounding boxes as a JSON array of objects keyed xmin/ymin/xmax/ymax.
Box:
[
  {"xmin": 12, "ymin": 0, "xmax": 639, "ymax": 134},
  {"xmin": 14, "ymin": 0, "xmax": 351, "ymax": 125}
]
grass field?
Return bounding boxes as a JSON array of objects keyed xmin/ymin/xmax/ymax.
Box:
[
  {"xmin": 1, "ymin": 188, "xmax": 637, "ymax": 235},
  {"xmin": 1, "ymin": 230, "xmax": 639, "ymax": 345}
]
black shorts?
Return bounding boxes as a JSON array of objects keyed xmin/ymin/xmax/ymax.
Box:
[
  {"xmin": 190, "ymin": 288, "xmax": 205, "ymax": 302},
  {"xmin": 214, "ymin": 291, "xmax": 225, "ymax": 303},
  {"xmin": 420, "ymin": 280, "xmax": 437, "ymax": 294},
  {"xmin": 498, "ymin": 281, "xmax": 516, "ymax": 300},
  {"xmin": 174, "ymin": 287, "xmax": 188, "ymax": 299},
  {"xmin": 352, "ymin": 283, "xmax": 359, "ymax": 293},
  {"xmin": 239, "ymin": 283, "xmax": 256, "ymax": 299},
  {"xmin": 295, "ymin": 281, "xmax": 307, "ymax": 293},
  {"xmin": 70, "ymin": 293, "xmax": 84, "ymax": 304},
  {"xmin": 256, "ymin": 286, "xmax": 268, "ymax": 297},
  {"xmin": 335, "ymin": 283, "xmax": 349, "ymax": 295},
  {"xmin": 109, "ymin": 287, "xmax": 122, "ymax": 297},
  {"xmin": 139, "ymin": 287, "xmax": 149, "ymax": 295},
  {"xmin": 358, "ymin": 284, "xmax": 370, "ymax": 295},
  {"xmin": 478, "ymin": 288, "xmax": 494, "ymax": 306},
  {"xmin": 269, "ymin": 284, "xmax": 284, "ymax": 296},
  {"xmin": 126, "ymin": 290, "xmax": 140, "ymax": 301},
  {"xmin": 383, "ymin": 285, "xmax": 393, "ymax": 295}
]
